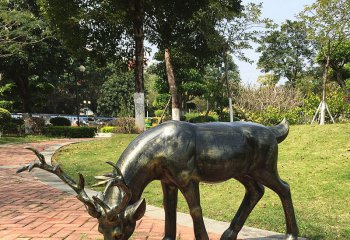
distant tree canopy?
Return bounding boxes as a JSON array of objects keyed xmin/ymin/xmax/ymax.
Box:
[
  {"xmin": 97, "ymin": 71, "xmax": 135, "ymax": 117},
  {"xmin": 257, "ymin": 20, "xmax": 314, "ymax": 87},
  {"xmin": 0, "ymin": 0, "xmax": 71, "ymax": 113}
]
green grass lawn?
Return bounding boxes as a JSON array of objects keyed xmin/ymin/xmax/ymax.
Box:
[
  {"xmin": 0, "ymin": 135, "xmax": 54, "ymax": 145},
  {"xmin": 53, "ymin": 125, "xmax": 350, "ymax": 240}
]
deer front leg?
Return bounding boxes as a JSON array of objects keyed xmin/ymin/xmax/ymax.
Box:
[
  {"xmin": 182, "ymin": 181, "xmax": 209, "ymax": 240},
  {"xmin": 161, "ymin": 182, "xmax": 178, "ymax": 240}
]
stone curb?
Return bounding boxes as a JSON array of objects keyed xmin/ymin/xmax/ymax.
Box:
[{"xmin": 32, "ymin": 140, "xmax": 305, "ymax": 240}]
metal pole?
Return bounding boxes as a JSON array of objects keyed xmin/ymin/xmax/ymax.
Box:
[
  {"xmin": 75, "ymin": 72, "xmax": 80, "ymax": 127},
  {"xmin": 224, "ymin": 51, "xmax": 234, "ymax": 122}
]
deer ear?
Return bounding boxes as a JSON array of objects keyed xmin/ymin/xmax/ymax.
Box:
[{"xmin": 124, "ymin": 198, "xmax": 146, "ymax": 222}]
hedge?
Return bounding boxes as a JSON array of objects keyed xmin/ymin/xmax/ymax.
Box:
[
  {"xmin": 43, "ymin": 126, "xmax": 96, "ymax": 138},
  {"xmin": 50, "ymin": 117, "xmax": 71, "ymax": 126},
  {"xmin": 100, "ymin": 126, "xmax": 118, "ymax": 133}
]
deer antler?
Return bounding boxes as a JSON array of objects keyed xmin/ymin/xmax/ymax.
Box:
[
  {"xmin": 93, "ymin": 161, "xmax": 132, "ymax": 220},
  {"xmin": 17, "ymin": 147, "xmax": 101, "ymax": 218}
]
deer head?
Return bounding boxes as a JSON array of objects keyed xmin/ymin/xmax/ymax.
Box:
[
  {"xmin": 17, "ymin": 149, "xmax": 145, "ymax": 240},
  {"xmin": 90, "ymin": 162, "xmax": 146, "ymax": 240}
]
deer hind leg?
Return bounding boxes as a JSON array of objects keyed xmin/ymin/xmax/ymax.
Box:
[
  {"xmin": 221, "ymin": 176, "xmax": 265, "ymax": 240},
  {"xmin": 253, "ymin": 170, "xmax": 299, "ymax": 240},
  {"xmin": 161, "ymin": 182, "xmax": 178, "ymax": 240},
  {"xmin": 181, "ymin": 181, "xmax": 209, "ymax": 240}
]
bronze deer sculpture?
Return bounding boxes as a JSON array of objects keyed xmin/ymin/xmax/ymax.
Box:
[{"xmin": 18, "ymin": 119, "xmax": 298, "ymax": 240}]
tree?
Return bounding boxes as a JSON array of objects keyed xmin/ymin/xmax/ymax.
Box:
[
  {"xmin": 148, "ymin": 49, "xmax": 208, "ymax": 115},
  {"xmin": 0, "ymin": 0, "xmax": 47, "ymax": 58},
  {"xmin": 41, "ymin": 0, "xmax": 146, "ymax": 130},
  {"xmin": 0, "ymin": 0, "xmax": 71, "ymax": 113},
  {"xmin": 97, "ymin": 71, "xmax": 135, "ymax": 117},
  {"xmin": 145, "ymin": 0, "xmax": 242, "ymax": 120},
  {"xmin": 209, "ymin": 2, "xmax": 271, "ymax": 121},
  {"xmin": 257, "ymin": 73, "xmax": 279, "ymax": 87},
  {"xmin": 316, "ymin": 40, "xmax": 350, "ymax": 89},
  {"xmin": 257, "ymin": 20, "xmax": 314, "ymax": 87},
  {"xmin": 203, "ymin": 55, "xmax": 240, "ymax": 121},
  {"xmin": 299, "ymin": 0, "xmax": 350, "ymax": 124}
]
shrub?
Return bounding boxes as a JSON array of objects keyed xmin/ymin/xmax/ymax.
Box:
[
  {"xmin": 24, "ymin": 117, "xmax": 46, "ymax": 134},
  {"xmin": 50, "ymin": 117, "xmax": 71, "ymax": 126},
  {"xmin": 0, "ymin": 117, "xmax": 24, "ymax": 136},
  {"xmin": 0, "ymin": 101, "xmax": 13, "ymax": 111},
  {"xmin": 185, "ymin": 112, "xmax": 218, "ymax": 123},
  {"xmin": 234, "ymin": 85, "xmax": 304, "ymax": 125},
  {"xmin": 188, "ymin": 115, "xmax": 217, "ymax": 123},
  {"xmin": 43, "ymin": 126, "xmax": 96, "ymax": 138},
  {"xmin": 154, "ymin": 109, "xmax": 164, "ymax": 117},
  {"xmin": 100, "ymin": 126, "xmax": 118, "ymax": 133},
  {"xmin": 0, "ymin": 108, "xmax": 11, "ymax": 125},
  {"xmin": 108, "ymin": 117, "xmax": 136, "ymax": 133}
]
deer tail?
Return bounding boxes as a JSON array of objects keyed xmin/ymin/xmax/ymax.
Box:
[{"xmin": 268, "ymin": 118, "xmax": 289, "ymax": 144}]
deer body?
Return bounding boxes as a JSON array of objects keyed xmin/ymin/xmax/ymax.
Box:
[
  {"xmin": 18, "ymin": 120, "xmax": 298, "ymax": 240},
  {"xmin": 113, "ymin": 120, "xmax": 297, "ymax": 240},
  {"xmin": 118, "ymin": 121, "xmax": 278, "ymax": 194}
]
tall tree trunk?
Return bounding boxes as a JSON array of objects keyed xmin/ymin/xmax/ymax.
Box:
[
  {"xmin": 130, "ymin": 0, "xmax": 145, "ymax": 132},
  {"xmin": 164, "ymin": 48, "xmax": 180, "ymax": 121},
  {"xmin": 13, "ymin": 75, "xmax": 32, "ymax": 113}
]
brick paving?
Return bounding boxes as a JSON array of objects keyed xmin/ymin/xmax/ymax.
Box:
[{"xmin": 0, "ymin": 140, "xmax": 221, "ymax": 240}]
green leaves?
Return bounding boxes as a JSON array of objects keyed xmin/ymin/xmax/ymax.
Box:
[
  {"xmin": 97, "ymin": 71, "xmax": 135, "ymax": 117},
  {"xmin": 256, "ymin": 20, "xmax": 313, "ymax": 86},
  {"xmin": 0, "ymin": 2, "xmax": 46, "ymax": 58}
]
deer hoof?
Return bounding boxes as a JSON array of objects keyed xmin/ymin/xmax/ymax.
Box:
[
  {"xmin": 162, "ymin": 237, "xmax": 175, "ymax": 240},
  {"xmin": 220, "ymin": 229, "xmax": 238, "ymax": 240}
]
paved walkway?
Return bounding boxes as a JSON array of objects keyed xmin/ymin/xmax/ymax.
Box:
[{"xmin": 0, "ymin": 139, "xmax": 290, "ymax": 240}]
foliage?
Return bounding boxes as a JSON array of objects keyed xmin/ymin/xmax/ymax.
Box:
[
  {"xmin": 257, "ymin": 20, "xmax": 314, "ymax": 86},
  {"xmin": 0, "ymin": 0, "xmax": 73, "ymax": 113},
  {"xmin": 145, "ymin": 0, "xmax": 242, "ymax": 118},
  {"xmin": 97, "ymin": 71, "xmax": 135, "ymax": 117},
  {"xmin": 303, "ymin": 83, "xmax": 350, "ymax": 122},
  {"xmin": 0, "ymin": 107, "xmax": 11, "ymax": 124},
  {"xmin": 39, "ymin": 0, "xmax": 132, "ymax": 62},
  {"xmin": 107, "ymin": 117, "xmax": 136, "ymax": 134},
  {"xmin": 188, "ymin": 115, "xmax": 217, "ymax": 123},
  {"xmin": 43, "ymin": 126, "xmax": 96, "ymax": 138},
  {"xmin": 215, "ymin": 2, "xmax": 273, "ymax": 62},
  {"xmin": 152, "ymin": 93, "xmax": 171, "ymax": 110},
  {"xmin": 299, "ymin": 0, "xmax": 350, "ymax": 91},
  {"xmin": 185, "ymin": 112, "xmax": 219, "ymax": 123},
  {"xmin": 203, "ymin": 58, "xmax": 241, "ymax": 120},
  {"xmin": 1, "ymin": 117, "xmax": 24, "ymax": 136},
  {"xmin": 55, "ymin": 125, "xmax": 350, "ymax": 240},
  {"xmin": 234, "ymin": 85, "xmax": 304, "ymax": 125},
  {"xmin": 49, "ymin": 117, "xmax": 71, "ymax": 126},
  {"xmin": 257, "ymin": 73, "xmax": 279, "ymax": 87},
  {"xmin": 100, "ymin": 126, "xmax": 117, "ymax": 133},
  {"xmin": 299, "ymin": 0, "xmax": 350, "ymax": 54},
  {"xmin": 154, "ymin": 109, "xmax": 164, "ymax": 117},
  {"xmin": 0, "ymin": 100, "xmax": 14, "ymax": 111},
  {"xmin": 0, "ymin": 1, "xmax": 47, "ymax": 58},
  {"xmin": 316, "ymin": 40, "xmax": 350, "ymax": 88}
]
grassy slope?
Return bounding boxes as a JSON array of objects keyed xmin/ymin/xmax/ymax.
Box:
[{"xmin": 54, "ymin": 125, "xmax": 350, "ymax": 240}]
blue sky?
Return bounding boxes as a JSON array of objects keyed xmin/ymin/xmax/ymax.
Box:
[{"xmin": 237, "ymin": 0, "xmax": 315, "ymax": 84}]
